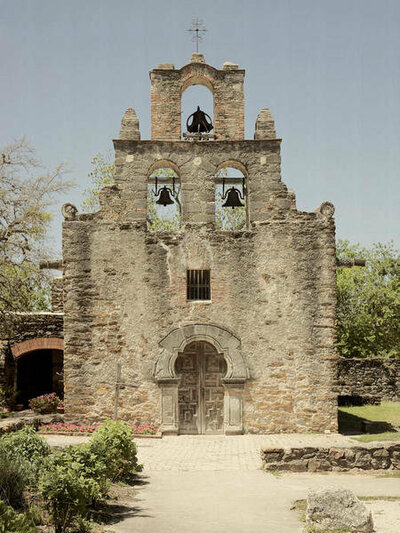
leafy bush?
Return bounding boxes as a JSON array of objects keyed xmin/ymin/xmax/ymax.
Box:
[
  {"xmin": 39, "ymin": 465, "xmax": 101, "ymax": 533},
  {"xmin": 48, "ymin": 444, "xmax": 109, "ymax": 497},
  {"xmin": 0, "ymin": 446, "xmax": 31, "ymax": 508},
  {"xmin": 0, "ymin": 500, "xmax": 38, "ymax": 533},
  {"xmin": 0, "ymin": 426, "xmax": 51, "ymax": 506},
  {"xmin": 29, "ymin": 393, "xmax": 60, "ymax": 413},
  {"xmin": 1, "ymin": 426, "xmax": 51, "ymax": 480},
  {"xmin": 89, "ymin": 420, "xmax": 142, "ymax": 481},
  {"xmin": 1, "ymin": 426, "xmax": 51, "ymax": 463}
]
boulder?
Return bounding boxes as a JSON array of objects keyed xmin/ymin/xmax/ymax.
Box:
[{"xmin": 306, "ymin": 487, "xmax": 374, "ymax": 532}]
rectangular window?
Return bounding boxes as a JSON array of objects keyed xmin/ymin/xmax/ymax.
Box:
[{"xmin": 187, "ymin": 270, "xmax": 211, "ymax": 301}]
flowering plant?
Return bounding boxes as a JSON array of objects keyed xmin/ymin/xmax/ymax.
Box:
[
  {"xmin": 29, "ymin": 393, "xmax": 61, "ymax": 414},
  {"xmin": 38, "ymin": 422, "xmax": 158, "ymax": 435}
]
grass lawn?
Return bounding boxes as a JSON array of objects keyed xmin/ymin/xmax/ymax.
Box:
[{"xmin": 338, "ymin": 401, "xmax": 400, "ymax": 442}]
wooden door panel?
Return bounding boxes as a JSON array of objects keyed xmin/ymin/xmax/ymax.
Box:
[
  {"xmin": 176, "ymin": 342, "xmax": 226, "ymax": 435},
  {"xmin": 176, "ymin": 350, "xmax": 199, "ymax": 434}
]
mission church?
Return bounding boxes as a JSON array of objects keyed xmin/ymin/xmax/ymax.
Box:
[{"xmin": 1, "ymin": 53, "xmax": 342, "ymax": 435}]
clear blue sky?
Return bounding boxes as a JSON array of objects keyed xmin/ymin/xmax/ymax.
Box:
[{"xmin": 1, "ymin": 0, "xmax": 399, "ymax": 255}]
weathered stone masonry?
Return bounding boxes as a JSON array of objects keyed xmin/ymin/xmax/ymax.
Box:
[
  {"xmin": 337, "ymin": 357, "xmax": 400, "ymax": 404},
  {"xmin": 62, "ymin": 54, "xmax": 338, "ymax": 434}
]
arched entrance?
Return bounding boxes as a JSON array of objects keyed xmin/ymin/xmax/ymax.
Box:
[
  {"xmin": 16, "ymin": 349, "xmax": 63, "ymax": 405},
  {"xmin": 154, "ymin": 323, "xmax": 249, "ymax": 435},
  {"xmin": 11, "ymin": 337, "xmax": 64, "ymax": 406},
  {"xmin": 175, "ymin": 341, "xmax": 226, "ymax": 434}
]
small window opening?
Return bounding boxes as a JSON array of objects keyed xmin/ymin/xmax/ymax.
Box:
[
  {"xmin": 187, "ymin": 270, "xmax": 211, "ymax": 300},
  {"xmin": 147, "ymin": 168, "xmax": 181, "ymax": 231},
  {"xmin": 215, "ymin": 167, "xmax": 247, "ymax": 230}
]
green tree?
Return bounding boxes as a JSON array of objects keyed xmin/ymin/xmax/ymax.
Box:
[
  {"xmin": 336, "ymin": 240, "xmax": 400, "ymax": 358},
  {"xmin": 81, "ymin": 152, "xmax": 114, "ymax": 212},
  {"xmin": 0, "ymin": 138, "xmax": 72, "ymax": 330}
]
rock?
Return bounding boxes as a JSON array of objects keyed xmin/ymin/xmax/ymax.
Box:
[{"xmin": 306, "ymin": 486, "xmax": 374, "ymax": 533}]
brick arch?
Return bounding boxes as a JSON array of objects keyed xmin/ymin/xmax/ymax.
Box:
[
  {"xmin": 11, "ymin": 337, "xmax": 64, "ymax": 359},
  {"xmin": 154, "ymin": 323, "xmax": 249, "ymax": 383}
]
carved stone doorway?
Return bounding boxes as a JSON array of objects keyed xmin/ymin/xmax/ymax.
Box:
[{"xmin": 175, "ymin": 341, "xmax": 226, "ymax": 434}]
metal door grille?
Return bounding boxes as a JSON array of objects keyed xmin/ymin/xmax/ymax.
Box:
[{"xmin": 187, "ymin": 270, "xmax": 211, "ymax": 300}]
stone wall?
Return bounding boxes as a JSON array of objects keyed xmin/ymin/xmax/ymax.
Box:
[
  {"xmin": 63, "ymin": 135, "xmax": 338, "ymax": 433},
  {"xmin": 51, "ymin": 278, "xmax": 64, "ymax": 313},
  {"xmin": 262, "ymin": 444, "xmax": 400, "ymax": 472},
  {"xmin": 337, "ymin": 358, "xmax": 400, "ymax": 404},
  {"xmin": 3, "ymin": 312, "xmax": 63, "ymax": 345}
]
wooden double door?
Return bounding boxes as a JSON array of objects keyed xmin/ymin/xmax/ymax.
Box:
[{"xmin": 175, "ymin": 341, "xmax": 226, "ymax": 434}]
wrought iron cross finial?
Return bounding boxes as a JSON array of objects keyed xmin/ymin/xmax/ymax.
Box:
[{"xmin": 187, "ymin": 18, "xmax": 207, "ymax": 53}]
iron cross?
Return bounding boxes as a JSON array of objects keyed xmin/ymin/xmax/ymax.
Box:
[
  {"xmin": 100, "ymin": 362, "xmax": 138, "ymax": 420},
  {"xmin": 187, "ymin": 18, "xmax": 207, "ymax": 53}
]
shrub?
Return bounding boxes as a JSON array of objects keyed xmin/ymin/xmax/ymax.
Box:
[
  {"xmin": 89, "ymin": 420, "xmax": 142, "ymax": 481},
  {"xmin": 39, "ymin": 464, "xmax": 101, "ymax": 533},
  {"xmin": 29, "ymin": 393, "xmax": 60, "ymax": 413},
  {"xmin": 1, "ymin": 426, "xmax": 51, "ymax": 462},
  {"xmin": 0, "ymin": 500, "xmax": 38, "ymax": 533},
  {"xmin": 49, "ymin": 444, "xmax": 109, "ymax": 497},
  {"xmin": 0, "ymin": 446, "xmax": 31, "ymax": 508},
  {"xmin": 1, "ymin": 426, "xmax": 51, "ymax": 479}
]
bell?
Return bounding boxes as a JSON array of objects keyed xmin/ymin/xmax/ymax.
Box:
[
  {"xmin": 222, "ymin": 187, "xmax": 245, "ymax": 209},
  {"xmin": 186, "ymin": 106, "xmax": 213, "ymax": 134},
  {"xmin": 156, "ymin": 186, "xmax": 175, "ymax": 206}
]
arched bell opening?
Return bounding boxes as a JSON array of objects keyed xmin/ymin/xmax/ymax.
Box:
[
  {"xmin": 215, "ymin": 164, "xmax": 248, "ymax": 230},
  {"xmin": 15, "ymin": 348, "xmax": 64, "ymax": 407},
  {"xmin": 147, "ymin": 162, "xmax": 181, "ymax": 231},
  {"xmin": 175, "ymin": 340, "xmax": 227, "ymax": 434},
  {"xmin": 181, "ymin": 83, "xmax": 214, "ymax": 140}
]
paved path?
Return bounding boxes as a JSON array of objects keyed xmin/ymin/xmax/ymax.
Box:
[
  {"xmin": 43, "ymin": 434, "xmax": 400, "ymax": 532},
  {"xmin": 112, "ymin": 471, "xmax": 400, "ymax": 533},
  {"xmin": 135, "ymin": 433, "xmax": 355, "ymax": 471}
]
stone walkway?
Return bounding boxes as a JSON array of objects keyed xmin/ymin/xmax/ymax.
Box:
[{"xmin": 135, "ymin": 433, "xmax": 354, "ymax": 471}]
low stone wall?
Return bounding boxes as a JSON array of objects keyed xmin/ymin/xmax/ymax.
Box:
[
  {"xmin": 337, "ymin": 358, "xmax": 400, "ymax": 404},
  {"xmin": 262, "ymin": 444, "xmax": 400, "ymax": 472},
  {"xmin": 0, "ymin": 411, "xmax": 63, "ymax": 436}
]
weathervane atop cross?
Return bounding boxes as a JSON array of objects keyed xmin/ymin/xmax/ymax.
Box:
[{"xmin": 187, "ymin": 18, "xmax": 207, "ymax": 53}]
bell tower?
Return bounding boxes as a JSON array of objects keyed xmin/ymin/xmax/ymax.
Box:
[{"xmin": 150, "ymin": 53, "xmax": 245, "ymax": 141}]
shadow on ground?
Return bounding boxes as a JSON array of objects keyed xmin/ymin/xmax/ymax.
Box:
[
  {"xmin": 338, "ymin": 410, "xmax": 397, "ymax": 435},
  {"xmin": 92, "ymin": 474, "xmax": 153, "ymax": 525}
]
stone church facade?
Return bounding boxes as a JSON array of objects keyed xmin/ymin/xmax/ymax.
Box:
[
  {"xmin": 61, "ymin": 53, "xmax": 338, "ymax": 434},
  {"xmin": 0, "ymin": 53, "xmax": 342, "ymax": 434}
]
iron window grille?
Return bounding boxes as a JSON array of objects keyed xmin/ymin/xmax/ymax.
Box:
[{"xmin": 187, "ymin": 270, "xmax": 211, "ymax": 301}]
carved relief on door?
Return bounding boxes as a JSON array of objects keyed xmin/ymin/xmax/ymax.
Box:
[{"xmin": 175, "ymin": 341, "xmax": 226, "ymax": 434}]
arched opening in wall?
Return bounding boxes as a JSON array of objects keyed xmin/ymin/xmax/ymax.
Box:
[
  {"xmin": 215, "ymin": 165, "xmax": 247, "ymax": 230},
  {"xmin": 147, "ymin": 163, "xmax": 181, "ymax": 231},
  {"xmin": 181, "ymin": 83, "xmax": 214, "ymax": 140},
  {"xmin": 16, "ymin": 349, "xmax": 63, "ymax": 406},
  {"xmin": 175, "ymin": 340, "xmax": 226, "ymax": 434}
]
